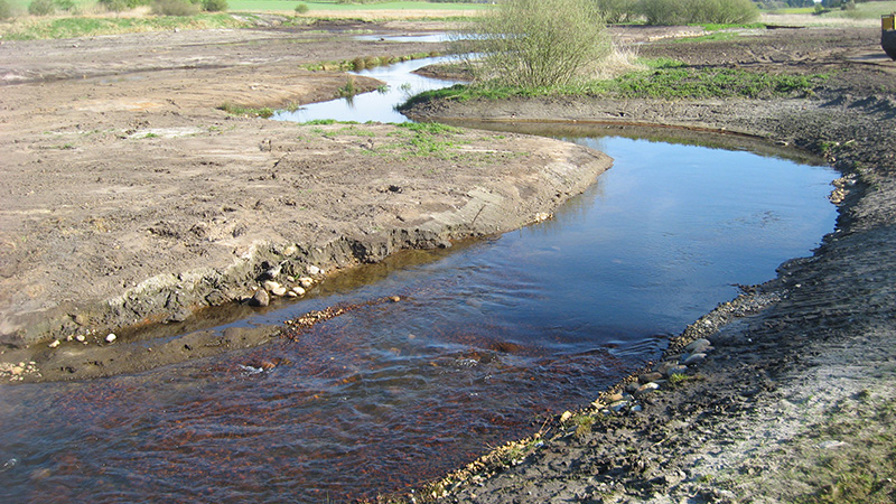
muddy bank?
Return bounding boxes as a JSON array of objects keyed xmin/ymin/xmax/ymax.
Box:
[
  {"xmin": 0, "ymin": 22, "xmax": 611, "ymax": 381},
  {"xmin": 394, "ymin": 26, "xmax": 896, "ymax": 503}
]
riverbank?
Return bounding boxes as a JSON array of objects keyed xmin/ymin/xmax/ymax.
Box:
[
  {"xmin": 0, "ymin": 21, "xmax": 612, "ymax": 381},
  {"xmin": 398, "ymin": 26, "xmax": 896, "ymax": 503}
]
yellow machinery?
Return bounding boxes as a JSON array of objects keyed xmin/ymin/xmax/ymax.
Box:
[{"xmin": 883, "ymin": 14, "xmax": 896, "ymax": 60}]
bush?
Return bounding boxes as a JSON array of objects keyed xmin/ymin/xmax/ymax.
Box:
[
  {"xmin": 151, "ymin": 0, "xmax": 200, "ymax": 15},
  {"xmin": 0, "ymin": 0, "xmax": 13, "ymax": 19},
  {"xmin": 98, "ymin": 0, "xmax": 151, "ymax": 11},
  {"xmin": 202, "ymin": 0, "xmax": 226, "ymax": 11},
  {"xmin": 639, "ymin": 0, "xmax": 759, "ymax": 25},
  {"xmin": 595, "ymin": 0, "xmax": 640, "ymax": 24},
  {"xmin": 295, "ymin": 2, "xmax": 308, "ymax": 14},
  {"xmin": 28, "ymin": 0, "xmax": 55, "ymax": 15},
  {"xmin": 459, "ymin": 0, "xmax": 612, "ymax": 87}
]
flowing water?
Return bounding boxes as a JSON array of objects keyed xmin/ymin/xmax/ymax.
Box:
[{"xmin": 0, "ymin": 56, "xmax": 837, "ymax": 503}]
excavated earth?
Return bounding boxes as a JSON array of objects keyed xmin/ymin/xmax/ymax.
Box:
[
  {"xmin": 1, "ymin": 19, "xmax": 895, "ymax": 504},
  {"xmin": 0, "ymin": 20, "xmax": 612, "ymax": 380},
  {"xmin": 398, "ymin": 25, "xmax": 896, "ymax": 504}
]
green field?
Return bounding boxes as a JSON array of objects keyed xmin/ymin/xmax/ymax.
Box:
[
  {"xmin": 772, "ymin": 0, "xmax": 896, "ymax": 20},
  {"xmin": 2, "ymin": 0, "xmax": 487, "ymax": 13}
]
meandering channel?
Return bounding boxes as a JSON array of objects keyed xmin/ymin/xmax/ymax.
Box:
[{"xmin": 0, "ymin": 55, "xmax": 837, "ymax": 503}]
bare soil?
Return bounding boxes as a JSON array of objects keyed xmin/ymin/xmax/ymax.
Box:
[
  {"xmin": 0, "ymin": 19, "xmax": 612, "ymax": 380},
  {"xmin": 400, "ymin": 26, "xmax": 896, "ymax": 504}
]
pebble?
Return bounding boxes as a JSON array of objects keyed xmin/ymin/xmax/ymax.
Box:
[
  {"xmin": 681, "ymin": 353, "xmax": 706, "ymax": 365},
  {"xmin": 666, "ymin": 364, "xmax": 689, "ymax": 376},
  {"xmin": 105, "ymin": 333, "xmax": 117, "ymax": 343},
  {"xmin": 560, "ymin": 410, "xmax": 573, "ymax": 423},
  {"xmin": 75, "ymin": 334, "xmax": 86, "ymax": 343},
  {"xmin": 607, "ymin": 392, "xmax": 625, "ymax": 403},
  {"xmin": 298, "ymin": 277, "xmax": 314, "ymax": 289},
  {"xmin": 48, "ymin": 339, "xmax": 60, "ymax": 348},
  {"xmin": 263, "ymin": 280, "xmax": 281, "ymax": 292},
  {"xmin": 639, "ymin": 372, "xmax": 664, "ymax": 384},
  {"xmin": 389, "ymin": 295, "xmax": 401, "ymax": 302},
  {"xmin": 685, "ymin": 338, "xmax": 713, "ymax": 354},
  {"xmin": 292, "ymin": 286, "xmax": 306, "ymax": 296},
  {"xmin": 637, "ymin": 382, "xmax": 660, "ymax": 394},
  {"xmin": 307, "ymin": 265, "xmax": 321, "ymax": 275},
  {"xmin": 250, "ymin": 289, "xmax": 270, "ymax": 307},
  {"xmin": 271, "ymin": 286, "xmax": 287, "ymax": 297}
]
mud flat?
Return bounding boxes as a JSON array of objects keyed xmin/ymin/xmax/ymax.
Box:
[{"xmin": 398, "ymin": 26, "xmax": 896, "ymax": 503}]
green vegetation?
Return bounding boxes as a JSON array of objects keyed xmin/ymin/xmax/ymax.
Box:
[
  {"xmin": 294, "ymin": 1, "xmax": 307, "ymax": 13},
  {"xmin": 789, "ymin": 397, "xmax": 896, "ymax": 504},
  {"xmin": 217, "ymin": 102, "xmax": 275, "ymax": 118},
  {"xmin": 151, "ymin": 0, "xmax": 199, "ymax": 15},
  {"xmin": 456, "ymin": 0, "xmax": 612, "ymax": 87},
  {"xmin": 387, "ymin": 121, "xmax": 466, "ymax": 158},
  {"xmin": 640, "ymin": 0, "xmax": 759, "ymax": 25},
  {"xmin": 0, "ymin": 13, "xmax": 246, "ymax": 39},
  {"xmin": 403, "ymin": 58, "xmax": 829, "ymax": 108},
  {"xmin": 27, "ymin": 0, "xmax": 55, "ymax": 15},
  {"xmin": 0, "ymin": 0, "xmax": 11, "ymax": 18}
]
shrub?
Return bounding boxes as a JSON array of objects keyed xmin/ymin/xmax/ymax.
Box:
[
  {"xmin": 595, "ymin": 0, "xmax": 640, "ymax": 24},
  {"xmin": 151, "ymin": 0, "xmax": 200, "ymax": 15},
  {"xmin": 459, "ymin": 0, "xmax": 612, "ymax": 87},
  {"xmin": 0, "ymin": 0, "xmax": 13, "ymax": 19},
  {"xmin": 294, "ymin": 2, "xmax": 308, "ymax": 14},
  {"xmin": 28, "ymin": 0, "xmax": 56, "ymax": 15},
  {"xmin": 639, "ymin": 0, "xmax": 759, "ymax": 25},
  {"xmin": 202, "ymin": 0, "xmax": 227, "ymax": 11}
]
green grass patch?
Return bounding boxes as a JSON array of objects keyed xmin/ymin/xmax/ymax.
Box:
[
  {"xmin": 404, "ymin": 60, "xmax": 830, "ymax": 106},
  {"xmin": 0, "ymin": 13, "xmax": 247, "ymax": 39},
  {"xmin": 227, "ymin": 0, "xmax": 488, "ymax": 12},
  {"xmin": 217, "ymin": 102, "xmax": 275, "ymax": 118}
]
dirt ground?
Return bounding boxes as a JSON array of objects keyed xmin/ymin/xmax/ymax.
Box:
[
  {"xmin": 1, "ymin": 17, "xmax": 896, "ymax": 504},
  {"xmin": 401, "ymin": 26, "xmax": 896, "ymax": 504},
  {"xmin": 0, "ymin": 19, "xmax": 613, "ymax": 381}
]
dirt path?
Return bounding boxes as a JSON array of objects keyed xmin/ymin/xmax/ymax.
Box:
[
  {"xmin": 0, "ymin": 21, "xmax": 611, "ymax": 380},
  {"xmin": 399, "ymin": 27, "xmax": 896, "ymax": 503}
]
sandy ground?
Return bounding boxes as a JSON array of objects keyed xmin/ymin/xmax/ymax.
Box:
[
  {"xmin": 0, "ymin": 20, "xmax": 612, "ymax": 381},
  {"xmin": 400, "ymin": 26, "xmax": 896, "ymax": 504}
]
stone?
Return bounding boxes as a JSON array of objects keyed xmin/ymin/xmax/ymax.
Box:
[
  {"xmin": 637, "ymin": 382, "xmax": 660, "ymax": 393},
  {"xmin": 263, "ymin": 280, "xmax": 281, "ymax": 292},
  {"xmin": 75, "ymin": 334, "xmax": 86, "ymax": 343},
  {"xmin": 105, "ymin": 333, "xmax": 117, "ymax": 343},
  {"xmin": 249, "ymin": 289, "xmax": 270, "ymax": 307},
  {"xmin": 681, "ymin": 353, "xmax": 706, "ymax": 365},
  {"xmin": 292, "ymin": 286, "xmax": 306, "ymax": 296},
  {"xmin": 607, "ymin": 392, "xmax": 625, "ymax": 403},
  {"xmin": 389, "ymin": 295, "xmax": 401, "ymax": 302},
  {"xmin": 271, "ymin": 286, "xmax": 287, "ymax": 297},
  {"xmin": 299, "ymin": 277, "xmax": 314, "ymax": 289},
  {"xmin": 560, "ymin": 410, "xmax": 573, "ymax": 423},
  {"xmin": 48, "ymin": 340, "xmax": 60, "ymax": 348},
  {"xmin": 666, "ymin": 364, "xmax": 689, "ymax": 377},
  {"xmin": 639, "ymin": 372, "xmax": 664, "ymax": 384},
  {"xmin": 685, "ymin": 338, "xmax": 712, "ymax": 354},
  {"xmin": 307, "ymin": 265, "xmax": 321, "ymax": 275}
]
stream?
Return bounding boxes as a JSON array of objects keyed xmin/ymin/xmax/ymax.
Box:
[{"xmin": 0, "ymin": 55, "xmax": 837, "ymax": 503}]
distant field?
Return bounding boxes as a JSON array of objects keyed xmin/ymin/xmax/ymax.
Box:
[
  {"xmin": 3, "ymin": 0, "xmax": 487, "ymax": 14},
  {"xmin": 772, "ymin": 0, "xmax": 895, "ymax": 20}
]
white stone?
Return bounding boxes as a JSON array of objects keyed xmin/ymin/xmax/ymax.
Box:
[
  {"xmin": 105, "ymin": 333, "xmax": 117, "ymax": 343},
  {"xmin": 263, "ymin": 280, "xmax": 281, "ymax": 292},
  {"xmin": 48, "ymin": 340, "xmax": 60, "ymax": 348},
  {"xmin": 307, "ymin": 265, "xmax": 321, "ymax": 275},
  {"xmin": 75, "ymin": 334, "xmax": 86, "ymax": 343},
  {"xmin": 271, "ymin": 286, "xmax": 287, "ymax": 297},
  {"xmin": 299, "ymin": 277, "xmax": 314, "ymax": 289},
  {"xmin": 292, "ymin": 286, "xmax": 306, "ymax": 296},
  {"xmin": 560, "ymin": 410, "xmax": 573, "ymax": 423}
]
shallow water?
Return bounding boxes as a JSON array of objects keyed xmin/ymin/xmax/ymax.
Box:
[{"xmin": 0, "ymin": 58, "xmax": 838, "ymax": 504}]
